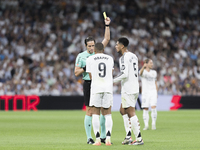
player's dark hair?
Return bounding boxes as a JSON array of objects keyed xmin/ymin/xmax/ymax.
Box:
[
  {"xmin": 144, "ymin": 58, "xmax": 151, "ymax": 63},
  {"xmin": 118, "ymin": 37, "xmax": 129, "ymax": 47},
  {"xmin": 85, "ymin": 36, "xmax": 95, "ymax": 46},
  {"xmin": 95, "ymin": 43, "xmax": 104, "ymax": 52}
]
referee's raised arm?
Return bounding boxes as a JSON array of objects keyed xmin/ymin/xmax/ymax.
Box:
[{"xmin": 102, "ymin": 17, "xmax": 111, "ymax": 48}]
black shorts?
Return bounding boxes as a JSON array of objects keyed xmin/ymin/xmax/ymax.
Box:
[{"xmin": 83, "ymin": 80, "xmax": 91, "ymax": 106}]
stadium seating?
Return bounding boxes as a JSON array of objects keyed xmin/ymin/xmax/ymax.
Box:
[{"xmin": 0, "ymin": 0, "xmax": 199, "ymax": 96}]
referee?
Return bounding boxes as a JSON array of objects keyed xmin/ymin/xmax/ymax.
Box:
[{"xmin": 74, "ymin": 17, "xmax": 111, "ymax": 144}]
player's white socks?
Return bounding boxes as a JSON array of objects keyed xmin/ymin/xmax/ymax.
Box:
[
  {"xmin": 122, "ymin": 114, "xmax": 131, "ymax": 138},
  {"xmin": 92, "ymin": 114, "xmax": 100, "ymax": 140},
  {"xmin": 105, "ymin": 114, "xmax": 113, "ymax": 139},
  {"xmin": 130, "ymin": 115, "xmax": 142, "ymax": 141},
  {"xmin": 151, "ymin": 108, "xmax": 157, "ymax": 126},
  {"xmin": 143, "ymin": 109, "xmax": 149, "ymax": 128}
]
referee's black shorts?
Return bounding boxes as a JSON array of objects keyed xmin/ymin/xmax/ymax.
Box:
[{"xmin": 83, "ymin": 80, "xmax": 91, "ymax": 106}]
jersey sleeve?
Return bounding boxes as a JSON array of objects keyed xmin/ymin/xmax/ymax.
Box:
[
  {"xmin": 86, "ymin": 57, "xmax": 91, "ymax": 73},
  {"xmin": 113, "ymin": 55, "xmax": 129, "ymax": 83},
  {"xmin": 75, "ymin": 54, "xmax": 82, "ymax": 67},
  {"xmin": 112, "ymin": 57, "xmax": 114, "ymax": 70},
  {"xmin": 154, "ymin": 71, "xmax": 157, "ymax": 80}
]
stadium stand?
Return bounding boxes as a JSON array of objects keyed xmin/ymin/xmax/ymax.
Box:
[{"xmin": 0, "ymin": 0, "xmax": 200, "ymax": 96}]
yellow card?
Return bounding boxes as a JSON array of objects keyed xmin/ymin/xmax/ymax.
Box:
[{"xmin": 103, "ymin": 12, "xmax": 107, "ymax": 19}]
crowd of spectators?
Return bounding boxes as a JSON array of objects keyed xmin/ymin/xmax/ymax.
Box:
[{"xmin": 0, "ymin": 0, "xmax": 200, "ymax": 96}]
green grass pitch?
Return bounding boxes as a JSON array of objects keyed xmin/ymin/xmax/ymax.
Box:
[{"xmin": 0, "ymin": 110, "xmax": 200, "ymax": 150}]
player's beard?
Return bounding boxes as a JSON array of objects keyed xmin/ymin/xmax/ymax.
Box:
[{"xmin": 88, "ymin": 50, "xmax": 93, "ymax": 54}]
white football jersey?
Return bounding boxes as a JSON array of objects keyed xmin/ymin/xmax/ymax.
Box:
[
  {"xmin": 114, "ymin": 51, "xmax": 139, "ymax": 94},
  {"xmin": 86, "ymin": 53, "xmax": 114, "ymax": 94},
  {"xmin": 140, "ymin": 69, "xmax": 157, "ymax": 94}
]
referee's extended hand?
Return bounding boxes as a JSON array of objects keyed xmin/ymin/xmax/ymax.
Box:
[{"xmin": 105, "ymin": 17, "xmax": 111, "ymax": 25}]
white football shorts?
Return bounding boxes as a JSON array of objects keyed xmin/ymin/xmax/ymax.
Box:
[
  {"xmin": 141, "ymin": 91, "xmax": 157, "ymax": 108},
  {"xmin": 121, "ymin": 92, "xmax": 139, "ymax": 108},
  {"xmin": 90, "ymin": 92, "xmax": 113, "ymax": 108}
]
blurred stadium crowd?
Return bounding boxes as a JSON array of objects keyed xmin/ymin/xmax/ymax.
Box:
[{"xmin": 0, "ymin": 0, "xmax": 200, "ymax": 96}]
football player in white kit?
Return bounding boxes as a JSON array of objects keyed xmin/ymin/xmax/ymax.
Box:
[
  {"xmin": 114, "ymin": 37, "xmax": 144, "ymax": 145},
  {"xmin": 86, "ymin": 43, "xmax": 114, "ymax": 146},
  {"xmin": 139, "ymin": 58, "xmax": 158, "ymax": 130}
]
